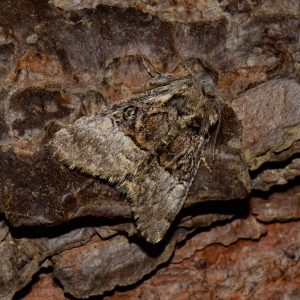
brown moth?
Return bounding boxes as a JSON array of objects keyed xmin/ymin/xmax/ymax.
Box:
[{"xmin": 49, "ymin": 73, "xmax": 221, "ymax": 243}]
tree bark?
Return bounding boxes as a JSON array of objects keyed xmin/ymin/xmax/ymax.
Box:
[{"xmin": 0, "ymin": 0, "xmax": 299, "ymax": 299}]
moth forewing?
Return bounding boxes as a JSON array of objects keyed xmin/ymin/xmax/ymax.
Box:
[{"xmin": 49, "ymin": 75, "xmax": 221, "ymax": 243}]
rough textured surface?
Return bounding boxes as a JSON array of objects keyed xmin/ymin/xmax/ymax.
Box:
[
  {"xmin": 50, "ymin": 217, "xmax": 266, "ymax": 299},
  {"xmin": 252, "ymin": 158, "xmax": 300, "ymax": 191},
  {"xmin": 106, "ymin": 221, "xmax": 300, "ymax": 300},
  {"xmin": 22, "ymin": 273, "xmax": 66, "ymax": 300},
  {"xmin": 232, "ymin": 79, "xmax": 300, "ymax": 170},
  {"xmin": 52, "ymin": 230, "xmax": 186, "ymax": 298},
  {"xmin": 0, "ymin": 0, "xmax": 299, "ymax": 298},
  {"xmin": 49, "ymin": 0, "xmax": 300, "ymax": 23},
  {"xmin": 0, "ymin": 221, "xmax": 95, "ymax": 300},
  {"xmin": 251, "ymin": 184, "xmax": 300, "ymax": 222}
]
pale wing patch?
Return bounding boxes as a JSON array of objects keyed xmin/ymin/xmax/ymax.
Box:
[{"xmin": 50, "ymin": 115, "xmax": 147, "ymax": 182}]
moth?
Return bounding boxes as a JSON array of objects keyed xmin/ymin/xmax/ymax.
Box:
[{"xmin": 49, "ymin": 70, "xmax": 221, "ymax": 243}]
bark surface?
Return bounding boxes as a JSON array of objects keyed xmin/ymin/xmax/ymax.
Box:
[{"xmin": 0, "ymin": 0, "xmax": 299, "ymax": 299}]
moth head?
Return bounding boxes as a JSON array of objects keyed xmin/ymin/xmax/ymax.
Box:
[
  {"xmin": 182, "ymin": 80, "xmax": 210, "ymax": 113},
  {"xmin": 179, "ymin": 78, "xmax": 221, "ymax": 130},
  {"xmin": 123, "ymin": 105, "xmax": 138, "ymax": 121}
]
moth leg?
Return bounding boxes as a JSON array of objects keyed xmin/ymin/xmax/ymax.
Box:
[
  {"xmin": 141, "ymin": 56, "xmax": 174, "ymax": 86},
  {"xmin": 200, "ymin": 157, "xmax": 212, "ymax": 173},
  {"xmin": 141, "ymin": 56, "xmax": 161, "ymax": 78}
]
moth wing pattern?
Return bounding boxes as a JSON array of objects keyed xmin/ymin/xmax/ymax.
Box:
[
  {"xmin": 49, "ymin": 112, "xmax": 148, "ymax": 183},
  {"xmin": 49, "ymin": 80, "xmax": 188, "ymax": 183},
  {"xmin": 122, "ymin": 133, "xmax": 207, "ymax": 243},
  {"xmin": 49, "ymin": 76, "xmax": 220, "ymax": 243}
]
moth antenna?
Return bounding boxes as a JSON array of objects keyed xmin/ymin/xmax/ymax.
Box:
[
  {"xmin": 183, "ymin": 61, "xmax": 222, "ymax": 163},
  {"xmin": 141, "ymin": 56, "xmax": 175, "ymax": 86},
  {"xmin": 141, "ymin": 56, "xmax": 161, "ymax": 78},
  {"xmin": 212, "ymin": 111, "xmax": 221, "ymax": 162}
]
